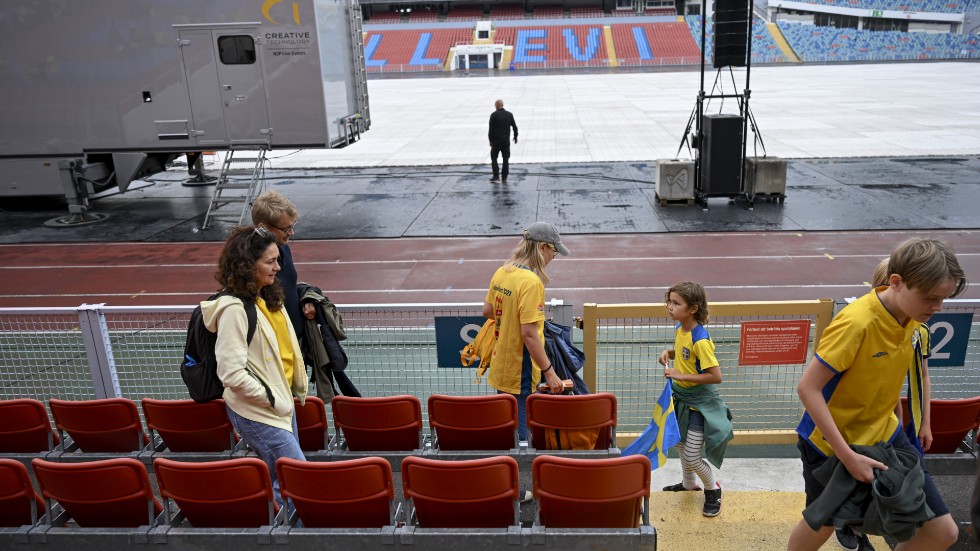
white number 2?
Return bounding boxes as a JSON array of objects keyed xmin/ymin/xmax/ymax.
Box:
[{"xmin": 929, "ymin": 321, "xmax": 954, "ymax": 361}]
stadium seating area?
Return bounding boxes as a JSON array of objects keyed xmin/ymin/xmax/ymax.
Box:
[
  {"xmin": 778, "ymin": 21, "xmax": 980, "ymax": 61},
  {"xmin": 790, "ymin": 0, "xmax": 980, "ymax": 14},
  {"xmin": 360, "ymin": 14, "xmax": 977, "ymax": 71},
  {"xmin": 0, "ymin": 394, "xmax": 656, "ymax": 548},
  {"xmin": 610, "ymin": 22, "xmax": 702, "ymax": 65}
]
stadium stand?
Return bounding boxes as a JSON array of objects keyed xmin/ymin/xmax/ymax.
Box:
[
  {"xmin": 532, "ymin": 455, "xmax": 651, "ymax": 528},
  {"xmin": 446, "ymin": 6, "xmax": 485, "ymax": 21},
  {"xmin": 364, "ymin": 28, "xmax": 472, "ymax": 71},
  {"xmin": 402, "ymin": 456, "xmax": 520, "ymax": 528},
  {"xmin": 154, "ymin": 457, "xmax": 277, "ymax": 528},
  {"xmin": 526, "ymin": 393, "xmax": 617, "ymax": 451},
  {"xmin": 48, "ymin": 398, "xmax": 149, "ymax": 453},
  {"xmin": 790, "ymin": 0, "xmax": 973, "ymax": 13},
  {"xmin": 489, "ymin": 5, "xmax": 526, "ymax": 20},
  {"xmin": 293, "ymin": 396, "xmax": 330, "ymax": 452},
  {"xmin": 508, "ymin": 25, "xmax": 610, "ymax": 66},
  {"xmin": 611, "ymin": 22, "xmax": 702, "ymax": 65},
  {"xmin": 778, "ymin": 22, "xmax": 980, "ymax": 61},
  {"xmin": 532, "ymin": 6, "xmax": 565, "ymax": 18},
  {"xmin": 141, "ymin": 398, "xmax": 237, "ymax": 453},
  {"xmin": 644, "ymin": 7, "xmax": 678, "ymax": 15},
  {"xmin": 900, "ymin": 396, "xmax": 980, "ymax": 453},
  {"xmin": 331, "ymin": 395, "xmax": 424, "ymax": 452},
  {"xmin": 32, "ymin": 458, "xmax": 162, "ymax": 528},
  {"xmin": 277, "ymin": 457, "xmax": 396, "ymax": 528},
  {"xmin": 427, "ymin": 394, "xmax": 519, "ymax": 451},
  {"xmin": 687, "ymin": 16, "xmax": 793, "ymax": 64},
  {"xmin": 0, "ymin": 459, "xmax": 43, "ymax": 528},
  {"xmin": 406, "ymin": 9, "xmax": 439, "ymax": 22},
  {"xmin": 569, "ymin": 7, "xmax": 606, "ymax": 17},
  {"xmin": 365, "ymin": 11, "xmax": 401, "ymax": 23},
  {"xmin": 0, "ymin": 398, "xmax": 59, "ymax": 453}
]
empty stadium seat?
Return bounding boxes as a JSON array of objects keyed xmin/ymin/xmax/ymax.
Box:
[
  {"xmin": 526, "ymin": 393, "xmax": 617, "ymax": 450},
  {"xmin": 153, "ymin": 457, "xmax": 277, "ymax": 528},
  {"xmin": 276, "ymin": 457, "xmax": 394, "ymax": 528},
  {"xmin": 294, "ymin": 396, "xmax": 330, "ymax": 452},
  {"xmin": 0, "ymin": 459, "xmax": 44, "ymax": 527},
  {"xmin": 532, "ymin": 455, "xmax": 651, "ymax": 528},
  {"xmin": 901, "ymin": 396, "xmax": 980, "ymax": 453},
  {"xmin": 31, "ymin": 458, "xmax": 161, "ymax": 528},
  {"xmin": 402, "ymin": 456, "xmax": 520, "ymax": 528},
  {"xmin": 331, "ymin": 395, "xmax": 423, "ymax": 451},
  {"xmin": 141, "ymin": 398, "xmax": 237, "ymax": 453},
  {"xmin": 48, "ymin": 398, "xmax": 149, "ymax": 453},
  {"xmin": 428, "ymin": 394, "xmax": 518, "ymax": 451},
  {"xmin": 0, "ymin": 398, "xmax": 59, "ymax": 453}
]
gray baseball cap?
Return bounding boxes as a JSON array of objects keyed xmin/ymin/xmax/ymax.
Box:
[{"xmin": 524, "ymin": 222, "xmax": 570, "ymax": 256}]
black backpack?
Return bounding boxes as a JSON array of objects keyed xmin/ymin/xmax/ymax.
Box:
[{"xmin": 180, "ymin": 291, "xmax": 257, "ymax": 402}]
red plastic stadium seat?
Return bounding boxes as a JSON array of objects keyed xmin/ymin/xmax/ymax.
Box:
[
  {"xmin": 532, "ymin": 455, "xmax": 651, "ymax": 528},
  {"xmin": 293, "ymin": 396, "xmax": 329, "ymax": 452},
  {"xmin": 48, "ymin": 398, "xmax": 149, "ymax": 452},
  {"xmin": 0, "ymin": 459, "xmax": 44, "ymax": 527},
  {"xmin": 31, "ymin": 458, "xmax": 161, "ymax": 528},
  {"xmin": 428, "ymin": 394, "xmax": 518, "ymax": 451},
  {"xmin": 901, "ymin": 396, "xmax": 980, "ymax": 454},
  {"xmin": 277, "ymin": 457, "xmax": 394, "ymax": 528},
  {"xmin": 141, "ymin": 398, "xmax": 237, "ymax": 452},
  {"xmin": 0, "ymin": 399, "xmax": 59, "ymax": 453},
  {"xmin": 402, "ymin": 456, "xmax": 519, "ymax": 528},
  {"xmin": 526, "ymin": 393, "xmax": 617, "ymax": 450},
  {"xmin": 153, "ymin": 457, "xmax": 277, "ymax": 528},
  {"xmin": 331, "ymin": 395, "xmax": 423, "ymax": 451}
]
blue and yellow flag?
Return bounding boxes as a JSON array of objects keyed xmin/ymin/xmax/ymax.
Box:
[{"xmin": 623, "ymin": 380, "xmax": 681, "ymax": 469}]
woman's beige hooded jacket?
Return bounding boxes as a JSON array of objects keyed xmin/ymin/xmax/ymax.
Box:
[{"xmin": 201, "ymin": 294, "xmax": 307, "ymax": 431}]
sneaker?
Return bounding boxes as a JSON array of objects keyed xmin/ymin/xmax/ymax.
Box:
[
  {"xmin": 520, "ymin": 490, "xmax": 533, "ymax": 504},
  {"xmin": 501, "ymin": 179, "xmax": 508, "ymax": 184},
  {"xmin": 835, "ymin": 527, "xmax": 858, "ymax": 551},
  {"xmin": 702, "ymin": 484, "xmax": 722, "ymax": 517},
  {"xmin": 662, "ymin": 482, "xmax": 701, "ymax": 492},
  {"xmin": 835, "ymin": 528, "xmax": 859, "ymax": 551},
  {"xmin": 855, "ymin": 533, "xmax": 875, "ymax": 551},
  {"xmin": 489, "ymin": 177, "xmax": 501, "ymax": 183}
]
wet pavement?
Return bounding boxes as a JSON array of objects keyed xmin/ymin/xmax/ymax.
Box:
[{"xmin": 0, "ymin": 155, "xmax": 977, "ymax": 244}]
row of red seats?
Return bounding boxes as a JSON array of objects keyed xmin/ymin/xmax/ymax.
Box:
[
  {"xmin": 0, "ymin": 454, "xmax": 650, "ymax": 530},
  {"xmin": 0, "ymin": 393, "xmax": 618, "ymax": 455}
]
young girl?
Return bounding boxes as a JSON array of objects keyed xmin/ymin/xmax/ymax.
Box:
[{"xmin": 658, "ymin": 281, "xmax": 733, "ymax": 517}]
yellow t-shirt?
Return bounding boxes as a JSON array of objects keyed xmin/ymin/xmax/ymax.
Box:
[
  {"xmin": 256, "ymin": 297, "xmax": 295, "ymax": 385},
  {"xmin": 672, "ymin": 323, "xmax": 720, "ymax": 389},
  {"xmin": 798, "ymin": 288, "xmax": 916, "ymax": 457},
  {"xmin": 484, "ymin": 265, "xmax": 546, "ymax": 395}
]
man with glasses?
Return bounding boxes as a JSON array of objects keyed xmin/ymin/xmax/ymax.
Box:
[{"xmin": 251, "ymin": 191, "xmax": 313, "ymax": 339}]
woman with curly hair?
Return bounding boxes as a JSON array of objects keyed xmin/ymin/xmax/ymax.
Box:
[{"xmin": 200, "ymin": 226, "xmax": 308, "ymax": 507}]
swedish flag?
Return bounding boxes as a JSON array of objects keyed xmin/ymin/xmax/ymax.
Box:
[{"xmin": 623, "ymin": 380, "xmax": 681, "ymax": 469}]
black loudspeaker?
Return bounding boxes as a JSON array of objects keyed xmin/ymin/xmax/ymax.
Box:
[
  {"xmin": 713, "ymin": 0, "xmax": 749, "ymax": 68},
  {"xmin": 699, "ymin": 114, "xmax": 743, "ymax": 196}
]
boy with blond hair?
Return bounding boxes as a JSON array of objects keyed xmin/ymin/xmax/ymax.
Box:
[{"xmin": 789, "ymin": 238, "xmax": 966, "ymax": 551}]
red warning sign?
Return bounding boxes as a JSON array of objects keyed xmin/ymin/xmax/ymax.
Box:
[{"xmin": 738, "ymin": 320, "xmax": 811, "ymax": 366}]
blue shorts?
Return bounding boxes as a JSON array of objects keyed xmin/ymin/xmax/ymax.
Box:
[{"xmin": 797, "ymin": 430, "xmax": 949, "ymax": 524}]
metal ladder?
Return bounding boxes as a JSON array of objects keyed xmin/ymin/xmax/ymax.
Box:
[{"xmin": 202, "ymin": 147, "xmax": 267, "ymax": 229}]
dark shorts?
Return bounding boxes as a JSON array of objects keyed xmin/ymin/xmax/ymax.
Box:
[{"xmin": 797, "ymin": 431, "xmax": 949, "ymax": 523}]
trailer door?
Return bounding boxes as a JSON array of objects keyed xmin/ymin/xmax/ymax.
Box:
[
  {"xmin": 179, "ymin": 29, "xmax": 227, "ymax": 146},
  {"xmin": 213, "ymin": 29, "xmax": 271, "ymax": 145},
  {"xmin": 179, "ymin": 26, "xmax": 271, "ymax": 146}
]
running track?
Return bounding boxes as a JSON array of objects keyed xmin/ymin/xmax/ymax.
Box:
[{"xmin": 2, "ymin": 230, "xmax": 978, "ymax": 311}]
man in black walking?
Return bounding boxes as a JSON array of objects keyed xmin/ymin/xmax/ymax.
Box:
[{"xmin": 488, "ymin": 99, "xmax": 518, "ymax": 183}]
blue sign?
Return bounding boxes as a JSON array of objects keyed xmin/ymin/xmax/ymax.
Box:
[
  {"xmin": 434, "ymin": 316, "xmax": 486, "ymax": 368},
  {"xmin": 926, "ymin": 312, "xmax": 973, "ymax": 367}
]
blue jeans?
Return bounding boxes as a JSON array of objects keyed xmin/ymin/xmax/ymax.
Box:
[
  {"xmin": 499, "ymin": 391, "xmax": 530, "ymax": 441},
  {"xmin": 226, "ymin": 405, "xmax": 305, "ymax": 509}
]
